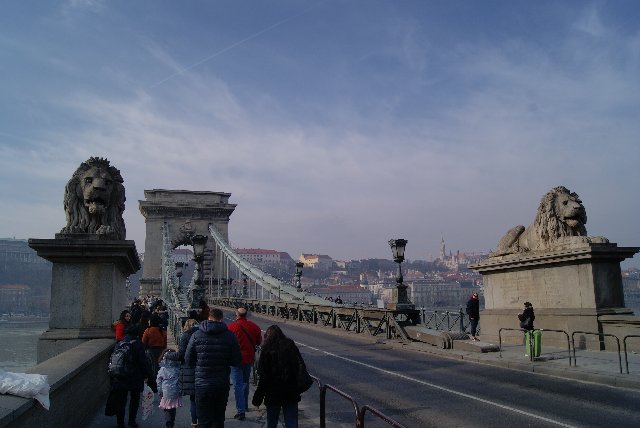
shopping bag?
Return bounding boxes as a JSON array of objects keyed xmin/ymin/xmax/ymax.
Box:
[{"xmin": 141, "ymin": 383, "xmax": 154, "ymax": 420}]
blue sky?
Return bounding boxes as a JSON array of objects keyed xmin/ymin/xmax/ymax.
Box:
[{"xmin": 1, "ymin": 0, "xmax": 639, "ymax": 264}]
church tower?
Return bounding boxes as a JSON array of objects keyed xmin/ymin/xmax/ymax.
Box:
[{"xmin": 439, "ymin": 236, "xmax": 446, "ymax": 261}]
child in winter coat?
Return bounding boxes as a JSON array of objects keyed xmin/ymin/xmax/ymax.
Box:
[{"xmin": 156, "ymin": 349, "xmax": 182, "ymax": 428}]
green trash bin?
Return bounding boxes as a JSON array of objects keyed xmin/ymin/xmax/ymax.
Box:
[{"xmin": 525, "ymin": 329, "xmax": 542, "ymax": 358}]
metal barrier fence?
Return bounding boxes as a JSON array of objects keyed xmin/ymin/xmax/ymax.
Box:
[
  {"xmin": 419, "ymin": 308, "xmax": 477, "ymax": 335},
  {"xmin": 498, "ymin": 327, "xmax": 572, "ymax": 365},
  {"xmin": 314, "ymin": 375, "xmax": 407, "ymax": 428},
  {"xmin": 571, "ymin": 331, "xmax": 622, "ymax": 374}
]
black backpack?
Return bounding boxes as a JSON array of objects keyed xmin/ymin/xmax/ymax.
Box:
[{"xmin": 108, "ymin": 340, "xmax": 136, "ymax": 378}]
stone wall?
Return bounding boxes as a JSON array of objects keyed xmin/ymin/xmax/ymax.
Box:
[{"xmin": 0, "ymin": 339, "xmax": 113, "ymax": 428}]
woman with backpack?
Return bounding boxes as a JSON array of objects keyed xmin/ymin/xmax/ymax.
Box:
[{"xmin": 106, "ymin": 325, "xmax": 150, "ymax": 428}]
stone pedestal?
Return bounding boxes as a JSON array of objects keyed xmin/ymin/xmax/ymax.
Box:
[
  {"xmin": 29, "ymin": 236, "xmax": 141, "ymax": 362},
  {"xmin": 471, "ymin": 242, "xmax": 639, "ymax": 350}
]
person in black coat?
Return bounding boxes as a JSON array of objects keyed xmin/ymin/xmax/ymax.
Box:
[
  {"xmin": 185, "ymin": 308, "xmax": 241, "ymax": 428},
  {"xmin": 178, "ymin": 312, "xmax": 200, "ymax": 427},
  {"xmin": 518, "ymin": 301, "xmax": 535, "ymax": 331},
  {"xmin": 466, "ymin": 292, "xmax": 480, "ymax": 341},
  {"xmin": 252, "ymin": 325, "xmax": 305, "ymax": 428},
  {"xmin": 107, "ymin": 325, "xmax": 151, "ymax": 428}
]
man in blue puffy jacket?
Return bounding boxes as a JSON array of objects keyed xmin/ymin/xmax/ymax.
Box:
[{"xmin": 186, "ymin": 307, "xmax": 241, "ymax": 428}]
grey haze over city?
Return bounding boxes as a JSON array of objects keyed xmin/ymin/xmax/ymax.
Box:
[{"xmin": 1, "ymin": 1, "xmax": 639, "ymax": 265}]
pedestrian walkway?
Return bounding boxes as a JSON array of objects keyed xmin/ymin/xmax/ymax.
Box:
[
  {"xmin": 88, "ymin": 325, "xmax": 325, "ymax": 428},
  {"xmin": 405, "ymin": 335, "xmax": 640, "ymax": 390}
]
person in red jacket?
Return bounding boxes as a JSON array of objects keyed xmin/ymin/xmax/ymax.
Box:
[
  {"xmin": 113, "ymin": 310, "xmax": 131, "ymax": 341},
  {"xmin": 228, "ymin": 307, "xmax": 262, "ymax": 420}
]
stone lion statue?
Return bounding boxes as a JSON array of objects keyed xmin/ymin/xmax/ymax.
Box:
[
  {"xmin": 492, "ymin": 186, "xmax": 607, "ymax": 256},
  {"xmin": 59, "ymin": 157, "xmax": 126, "ymax": 240}
]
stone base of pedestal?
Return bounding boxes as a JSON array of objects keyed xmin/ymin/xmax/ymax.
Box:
[
  {"xmin": 29, "ymin": 237, "xmax": 140, "ymax": 363},
  {"xmin": 37, "ymin": 327, "xmax": 114, "ymax": 362},
  {"xmin": 470, "ymin": 242, "xmax": 639, "ymax": 351},
  {"xmin": 480, "ymin": 308, "xmax": 640, "ymax": 352}
]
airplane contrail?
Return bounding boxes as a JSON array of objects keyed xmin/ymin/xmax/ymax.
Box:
[{"xmin": 149, "ymin": 2, "xmax": 324, "ymax": 88}]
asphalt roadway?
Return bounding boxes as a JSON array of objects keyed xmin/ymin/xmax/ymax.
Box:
[{"xmin": 88, "ymin": 312, "xmax": 640, "ymax": 428}]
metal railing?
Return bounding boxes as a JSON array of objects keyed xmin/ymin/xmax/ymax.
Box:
[
  {"xmin": 314, "ymin": 375, "xmax": 407, "ymax": 428},
  {"xmin": 211, "ymin": 297, "xmax": 420, "ymax": 342},
  {"xmin": 498, "ymin": 327, "xmax": 571, "ymax": 365},
  {"xmin": 571, "ymin": 331, "xmax": 622, "ymax": 374},
  {"xmin": 420, "ymin": 308, "xmax": 474, "ymax": 334}
]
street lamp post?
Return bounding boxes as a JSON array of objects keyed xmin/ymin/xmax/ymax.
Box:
[
  {"xmin": 190, "ymin": 234, "xmax": 208, "ymax": 309},
  {"xmin": 387, "ymin": 238, "xmax": 414, "ymax": 310},
  {"xmin": 295, "ymin": 261, "xmax": 304, "ymax": 290},
  {"xmin": 175, "ymin": 261, "xmax": 186, "ymax": 292}
]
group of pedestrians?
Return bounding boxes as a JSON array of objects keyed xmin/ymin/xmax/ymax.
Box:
[{"xmin": 107, "ymin": 301, "xmax": 309, "ymax": 428}]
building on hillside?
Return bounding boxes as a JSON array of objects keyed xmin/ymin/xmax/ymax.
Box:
[
  {"xmin": 437, "ymin": 236, "xmax": 489, "ymax": 271},
  {"xmin": 0, "ymin": 284, "xmax": 31, "ymax": 314},
  {"xmin": 408, "ymin": 277, "xmax": 480, "ymax": 309},
  {"xmin": 299, "ymin": 254, "xmax": 333, "ymax": 270},
  {"xmin": 0, "ymin": 238, "xmax": 48, "ymax": 264},
  {"xmin": 235, "ymin": 248, "xmax": 293, "ymax": 265}
]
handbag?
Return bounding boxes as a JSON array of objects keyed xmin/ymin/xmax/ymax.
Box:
[{"xmin": 296, "ymin": 351, "xmax": 313, "ymax": 394}]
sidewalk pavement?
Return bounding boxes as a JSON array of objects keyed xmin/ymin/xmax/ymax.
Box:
[{"xmin": 404, "ymin": 336, "xmax": 640, "ymax": 390}]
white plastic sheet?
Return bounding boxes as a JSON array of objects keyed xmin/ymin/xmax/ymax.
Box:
[
  {"xmin": 140, "ymin": 383, "xmax": 154, "ymax": 420},
  {"xmin": 0, "ymin": 369, "xmax": 50, "ymax": 409}
]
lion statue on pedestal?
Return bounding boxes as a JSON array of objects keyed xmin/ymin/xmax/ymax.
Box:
[
  {"xmin": 492, "ymin": 186, "xmax": 608, "ymax": 256},
  {"xmin": 59, "ymin": 157, "xmax": 126, "ymax": 240}
]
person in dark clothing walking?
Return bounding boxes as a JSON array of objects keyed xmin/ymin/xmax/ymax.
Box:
[
  {"xmin": 518, "ymin": 302, "xmax": 535, "ymax": 331},
  {"xmin": 179, "ymin": 312, "xmax": 200, "ymax": 428},
  {"xmin": 186, "ymin": 307, "xmax": 241, "ymax": 428},
  {"xmin": 466, "ymin": 292, "xmax": 480, "ymax": 341},
  {"xmin": 107, "ymin": 325, "xmax": 150, "ymax": 428},
  {"xmin": 252, "ymin": 325, "xmax": 306, "ymax": 428}
]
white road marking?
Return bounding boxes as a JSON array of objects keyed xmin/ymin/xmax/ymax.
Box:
[{"xmin": 297, "ymin": 341, "xmax": 577, "ymax": 428}]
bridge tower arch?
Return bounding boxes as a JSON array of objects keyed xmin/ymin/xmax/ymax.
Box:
[{"xmin": 138, "ymin": 189, "xmax": 236, "ymax": 297}]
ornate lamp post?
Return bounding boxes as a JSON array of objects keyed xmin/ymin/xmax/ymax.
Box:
[
  {"xmin": 175, "ymin": 261, "xmax": 186, "ymax": 292},
  {"xmin": 295, "ymin": 261, "xmax": 304, "ymax": 290},
  {"xmin": 387, "ymin": 238, "xmax": 414, "ymax": 310},
  {"xmin": 190, "ymin": 234, "xmax": 208, "ymax": 309}
]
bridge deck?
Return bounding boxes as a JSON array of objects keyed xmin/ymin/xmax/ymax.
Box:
[{"xmin": 87, "ymin": 316, "xmax": 640, "ymax": 428}]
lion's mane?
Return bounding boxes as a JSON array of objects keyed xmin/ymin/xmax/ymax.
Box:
[
  {"xmin": 528, "ymin": 186, "xmax": 587, "ymax": 248},
  {"xmin": 60, "ymin": 157, "xmax": 126, "ymax": 240},
  {"xmin": 492, "ymin": 186, "xmax": 605, "ymax": 256}
]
